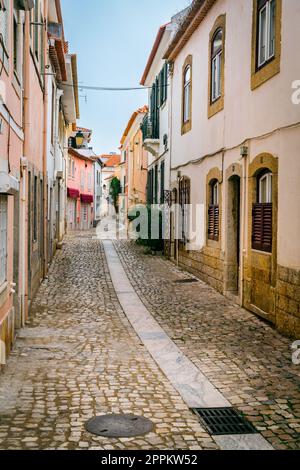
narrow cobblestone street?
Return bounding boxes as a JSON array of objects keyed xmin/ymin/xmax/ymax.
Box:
[
  {"xmin": 0, "ymin": 232, "xmax": 299, "ymax": 450},
  {"xmin": 0, "ymin": 232, "xmax": 217, "ymax": 450}
]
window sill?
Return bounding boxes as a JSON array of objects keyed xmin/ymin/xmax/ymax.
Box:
[
  {"xmin": 208, "ymin": 95, "xmax": 224, "ymax": 119},
  {"xmin": 251, "ymin": 56, "xmax": 280, "ymax": 90},
  {"xmin": 181, "ymin": 120, "xmax": 191, "ymax": 135},
  {"xmin": 251, "ymin": 248, "xmax": 272, "ymax": 256}
]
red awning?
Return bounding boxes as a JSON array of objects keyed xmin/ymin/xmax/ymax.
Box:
[
  {"xmin": 67, "ymin": 188, "xmax": 80, "ymax": 199},
  {"xmin": 81, "ymin": 194, "xmax": 93, "ymax": 204}
]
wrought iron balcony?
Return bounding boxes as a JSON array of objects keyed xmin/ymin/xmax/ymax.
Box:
[{"xmin": 141, "ymin": 113, "xmax": 159, "ymax": 141}]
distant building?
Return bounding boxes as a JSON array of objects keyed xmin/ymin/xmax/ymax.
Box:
[
  {"xmin": 67, "ymin": 129, "xmax": 95, "ymax": 231},
  {"xmin": 100, "ymin": 154, "xmax": 121, "ymax": 216},
  {"xmin": 92, "ymin": 157, "xmax": 103, "ymax": 226},
  {"xmin": 119, "ymin": 106, "xmax": 148, "ymax": 228}
]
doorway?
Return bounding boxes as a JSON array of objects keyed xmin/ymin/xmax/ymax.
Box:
[{"xmin": 225, "ymin": 175, "xmax": 241, "ymax": 295}]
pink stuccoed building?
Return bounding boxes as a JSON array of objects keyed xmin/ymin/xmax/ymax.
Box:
[{"xmin": 67, "ymin": 145, "xmax": 94, "ymax": 231}]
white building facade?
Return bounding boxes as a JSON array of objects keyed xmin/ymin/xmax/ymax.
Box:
[{"xmin": 164, "ymin": 0, "xmax": 300, "ymax": 338}]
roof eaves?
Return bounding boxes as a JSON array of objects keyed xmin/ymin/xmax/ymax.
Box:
[
  {"xmin": 164, "ymin": 0, "xmax": 216, "ymax": 62},
  {"xmin": 140, "ymin": 23, "xmax": 169, "ymax": 85}
]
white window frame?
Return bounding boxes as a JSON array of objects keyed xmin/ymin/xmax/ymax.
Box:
[
  {"xmin": 259, "ymin": 172, "xmax": 272, "ymax": 203},
  {"xmin": 0, "ymin": 195, "xmax": 8, "ymax": 288},
  {"xmin": 212, "ymin": 181, "xmax": 219, "ymax": 205},
  {"xmin": 88, "ymin": 172, "xmax": 92, "ymax": 192},
  {"xmin": 183, "ymin": 66, "xmax": 191, "ymax": 123},
  {"xmin": 80, "ymin": 169, "xmax": 84, "ymax": 189},
  {"xmin": 258, "ymin": 0, "xmax": 276, "ymax": 68},
  {"xmin": 212, "ymin": 51, "xmax": 222, "ymax": 102}
]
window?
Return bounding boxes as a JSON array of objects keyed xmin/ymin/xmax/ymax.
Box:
[
  {"xmin": 88, "ymin": 172, "xmax": 92, "ymax": 191},
  {"xmin": 33, "ymin": 176, "xmax": 38, "ymax": 242},
  {"xmin": 183, "ymin": 65, "xmax": 191, "ymax": 123},
  {"xmin": 211, "ymin": 29, "xmax": 223, "ymax": 102},
  {"xmin": 252, "ymin": 171, "xmax": 273, "ymax": 252},
  {"xmin": 251, "ymin": 0, "xmax": 281, "ymax": 90},
  {"xmin": 0, "ymin": 0, "xmax": 9, "ymax": 67},
  {"xmin": 160, "ymin": 161, "xmax": 165, "ymax": 204},
  {"xmin": 179, "ymin": 177, "xmax": 190, "ymax": 244},
  {"xmin": 51, "ymin": 83, "xmax": 55, "ymax": 144},
  {"xmin": 72, "ymin": 160, "xmax": 75, "ymax": 177},
  {"xmin": 154, "ymin": 165, "xmax": 158, "ymax": 204},
  {"xmin": 80, "ymin": 169, "xmax": 84, "ymax": 189},
  {"xmin": 259, "ymin": 172, "xmax": 272, "ymax": 203},
  {"xmin": 258, "ymin": 0, "xmax": 276, "ymax": 68},
  {"xmin": 208, "ymin": 180, "xmax": 220, "ymax": 241},
  {"xmin": 0, "ymin": 195, "xmax": 8, "ymax": 287},
  {"xmin": 13, "ymin": 13, "xmax": 18, "ymax": 72},
  {"xmin": 147, "ymin": 169, "xmax": 154, "ymax": 204},
  {"xmin": 150, "ymin": 79, "xmax": 160, "ymax": 139},
  {"xmin": 208, "ymin": 16, "xmax": 226, "ymax": 118},
  {"xmin": 33, "ymin": 0, "xmax": 39, "ymax": 60},
  {"xmin": 159, "ymin": 63, "xmax": 168, "ymax": 106}
]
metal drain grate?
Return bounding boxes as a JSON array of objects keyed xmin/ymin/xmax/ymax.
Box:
[
  {"xmin": 174, "ymin": 278, "xmax": 199, "ymax": 284},
  {"xmin": 192, "ymin": 408, "xmax": 257, "ymax": 436},
  {"xmin": 85, "ymin": 414, "xmax": 154, "ymax": 438}
]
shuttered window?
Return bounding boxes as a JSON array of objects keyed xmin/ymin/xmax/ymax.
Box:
[
  {"xmin": 208, "ymin": 205, "xmax": 220, "ymax": 241},
  {"xmin": 0, "ymin": 195, "xmax": 8, "ymax": 287},
  {"xmin": 150, "ymin": 79, "xmax": 160, "ymax": 139},
  {"xmin": 252, "ymin": 171, "xmax": 273, "ymax": 253},
  {"xmin": 208, "ymin": 181, "xmax": 219, "ymax": 241},
  {"xmin": 160, "ymin": 161, "xmax": 165, "ymax": 204},
  {"xmin": 179, "ymin": 177, "xmax": 190, "ymax": 244},
  {"xmin": 147, "ymin": 169, "xmax": 154, "ymax": 204},
  {"xmin": 159, "ymin": 63, "xmax": 168, "ymax": 106}
]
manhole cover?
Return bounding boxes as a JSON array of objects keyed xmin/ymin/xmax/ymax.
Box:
[
  {"xmin": 85, "ymin": 414, "xmax": 154, "ymax": 437},
  {"xmin": 192, "ymin": 408, "xmax": 257, "ymax": 436}
]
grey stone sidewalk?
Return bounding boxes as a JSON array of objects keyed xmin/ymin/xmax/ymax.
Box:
[
  {"xmin": 115, "ymin": 241, "xmax": 300, "ymax": 450},
  {"xmin": 0, "ymin": 233, "xmax": 217, "ymax": 450}
]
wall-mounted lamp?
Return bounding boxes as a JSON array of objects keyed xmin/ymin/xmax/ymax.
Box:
[
  {"xmin": 75, "ymin": 131, "xmax": 84, "ymax": 148},
  {"xmin": 240, "ymin": 145, "xmax": 248, "ymax": 157}
]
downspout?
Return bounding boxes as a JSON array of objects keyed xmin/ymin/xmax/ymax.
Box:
[
  {"xmin": 168, "ymin": 61, "xmax": 177, "ymax": 264},
  {"xmin": 21, "ymin": 11, "xmax": 31, "ymax": 323},
  {"xmin": 42, "ymin": 0, "xmax": 48, "ymax": 278},
  {"xmin": 240, "ymin": 142, "xmax": 250, "ymax": 305}
]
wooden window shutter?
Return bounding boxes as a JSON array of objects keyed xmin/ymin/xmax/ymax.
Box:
[
  {"xmin": 252, "ymin": 203, "xmax": 272, "ymax": 252},
  {"xmin": 208, "ymin": 205, "xmax": 219, "ymax": 241}
]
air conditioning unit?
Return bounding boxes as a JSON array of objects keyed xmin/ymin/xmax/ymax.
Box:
[{"xmin": 15, "ymin": 0, "xmax": 34, "ymax": 11}]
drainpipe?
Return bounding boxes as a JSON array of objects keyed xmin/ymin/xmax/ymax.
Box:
[
  {"xmin": 42, "ymin": 0, "xmax": 48, "ymax": 278},
  {"xmin": 168, "ymin": 62, "xmax": 176, "ymax": 263},
  {"xmin": 21, "ymin": 11, "xmax": 31, "ymax": 323},
  {"xmin": 240, "ymin": 143, "xmax": 250, "ymax": 305}
]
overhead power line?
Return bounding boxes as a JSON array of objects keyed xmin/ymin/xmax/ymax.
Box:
[{"xmin": 59, "ymin": 82, "xmax": 169, "ymax": 92}]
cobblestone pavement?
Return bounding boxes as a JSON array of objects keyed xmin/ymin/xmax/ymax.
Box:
[
  {"xmin": 0, "ymin": 232, "xmax": 218, "ymax": 450},
  {"xmin": 115, "ymin": 241, "xmax": 300, "ymax": 450}
]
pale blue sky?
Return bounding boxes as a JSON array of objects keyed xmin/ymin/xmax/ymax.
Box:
[{"xmin": 61, "ymin": 0, "xmax": 191, "ymax": 155}]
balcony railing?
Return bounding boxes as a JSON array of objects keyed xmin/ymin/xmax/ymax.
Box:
[{"xmin": 141, "ymin": 113, "xmax": 159, "ymax": 141}]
